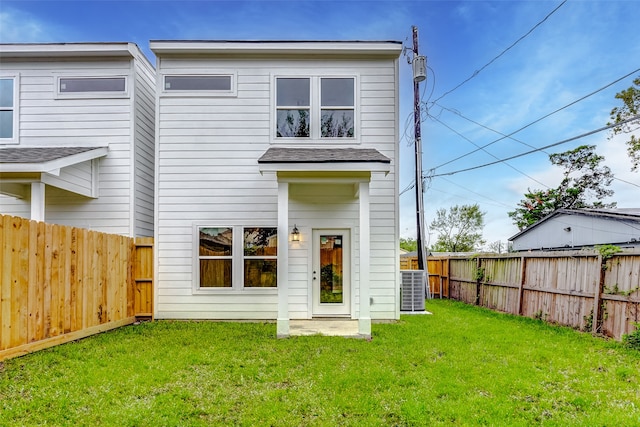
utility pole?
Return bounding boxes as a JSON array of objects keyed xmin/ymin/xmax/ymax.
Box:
[{"xmin": 411, "ymin": 25, "xmax": 427, "ymax": 271}]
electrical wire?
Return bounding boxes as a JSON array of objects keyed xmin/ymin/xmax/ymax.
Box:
[
  {"xmin": 428, "ymin": 114, "xmax": 551, "ymax": 188},
  {"xmin": 613, "ymin": 176, "xmax": 640, "ymax": 189},
  {"xmin": 437, "ymin": 177, "xmax": 514, "ymax": 209},
  {"xmin": 433, "ymin": 102, "xmax": 548, "ymax": 154},
  {"xmin": 432, "ymin": 67, "xmax": 640, "ymax": 170},
  {"xmin": 431, "ymin": 114, "xmax": 640, "ymax": 177},
  {"xmin": 431, "ymin": 0, "xmax": 567, "ymax": 104}
]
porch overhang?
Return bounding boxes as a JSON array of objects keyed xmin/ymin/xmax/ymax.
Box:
[
  {"xmin": 257, "ymin": 147, "xmax": 391, "ymax": 175},
  {"xmin": 0, "ymin": 146, "xmax": 108, "ymax": 220},
  {"xmin": 259, "ymin": 148, "xmax": 384, "ymax": 339},
  {"xmin": 0, "ymin": 146, "xmax": 108, "ymax": 175}
]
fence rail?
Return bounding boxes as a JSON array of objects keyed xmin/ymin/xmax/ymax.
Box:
[
  {"xmin": 0, "ymin": 215, "xmax": 153, "ymax": 361},
  {"xmin": 404, "ymin": 252, "xmax": 640, "ymax": 340}
]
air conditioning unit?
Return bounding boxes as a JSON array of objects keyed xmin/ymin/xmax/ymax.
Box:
[{"xmin": 401, "ymin": 270, "xmax": 426, "ymax": 312}]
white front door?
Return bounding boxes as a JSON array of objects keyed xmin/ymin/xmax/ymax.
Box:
[{"xmin": 312, "ymin": 229, "xmax": 351, "ymax": 317}]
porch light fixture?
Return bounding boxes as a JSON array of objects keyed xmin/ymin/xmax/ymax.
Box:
[{"xmin": 291, "ymin": 225, "xmax": 300, "ymax": 241}]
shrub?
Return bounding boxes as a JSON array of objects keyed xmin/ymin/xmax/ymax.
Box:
[{"xmin": 622, "ymin": 322, "xmax": 640, "ymax": 350}]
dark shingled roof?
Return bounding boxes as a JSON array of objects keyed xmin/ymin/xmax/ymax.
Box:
[
  {"xmin": 0, "ymin": 147, "xmax": 102, "ymax": 164},
  {"xmin": 258, "ymin": 147, "xmax": 391, "ymax": 164}
]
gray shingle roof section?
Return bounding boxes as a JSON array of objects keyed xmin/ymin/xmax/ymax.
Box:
[
  {"xmin": 0, "ymin": 147, "xmax": 101, "ymax": 164},
  {"xmin": 258, "ymin": 147, "xmax": 391, "ymax": 164}
]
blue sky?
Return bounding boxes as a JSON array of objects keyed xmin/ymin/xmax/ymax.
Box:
[{"xmin": 2, "ymin": 0, "xmax": 638, "ymax": 248}]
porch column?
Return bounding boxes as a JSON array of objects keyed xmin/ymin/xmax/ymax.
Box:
[
  {"xmin": 30, "ymin": 182, "xmax": 45, "ymax": 222},
  {"xmin": 276, "ymin": 181, "xmax": 290, "ymax": 337},
  {"xmin": 358, "ymin": 181, "xmax": 371, "ymax": 337}
]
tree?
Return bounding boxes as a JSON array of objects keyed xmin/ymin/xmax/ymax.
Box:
[
  {"xmin": 508, "ymin": 145, "xmax": 615, "ymax": 230},
  {"xmin": 485, "ymin": 240, "xmax": 509, "ymax": 254},
  {"xmin": 400, "ymin": 237, "xmax": 417, "ymax": 252},
  {"xmin": 609, "ymin": 76, "xmax": 640, "ymax": 171},
  {"xmin": 430, "ymin": 204, "xmax": 485, "ymax": 252}
]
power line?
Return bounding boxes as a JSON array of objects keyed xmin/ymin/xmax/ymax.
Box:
[
  {"xmin": 431, "ymin": 114, "xmax": 640, "ymax": 177},
  {"xmin": 432, "ymin": 67, "xmax": 640, "ymax": 170},
  {"xmin": 428, "ymin": 114, "xmax": 550, "ymax": 188},
  {"xmin": 437, "ymin": 177, "xmax": 514, "ymax": 209},
  {"xmin": 613, "ymin": 176, "xmax": 640, "ymax": 189},
  {"xmin": 431, "ymin": 0, "xmax": 567, "ymax": 104},
  {"xmin": 433, "ymin": 102, "xmax": 547, "ymax": 154}
]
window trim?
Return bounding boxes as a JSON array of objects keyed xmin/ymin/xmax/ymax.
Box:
[
  {"xmin": 0, "ymin": 73, "xmax": 19, "ymax": 144},
  {"xmin": 272, "ymin": 73, "xmax": 359, "ymax": 144},
  {"xmin": 192, "ymin": 224, "xmax": 279, "ymax": 294},
  {"xmin": 160, "ymin": 71, "xmax": 237, "ymax": 97},
  {"xmin": 54, "ymin": 74, "xmax": 129, "ymax": 99}
]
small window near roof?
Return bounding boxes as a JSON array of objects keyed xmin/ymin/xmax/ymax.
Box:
[
  {"xmin": 59, "ymin": 77, "xmax": 126, "ymax": 93},
  {"xmin": 165, "ymin": 75, "xmax": 232, "ymax": 91}
]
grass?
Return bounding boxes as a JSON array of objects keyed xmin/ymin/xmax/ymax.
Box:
[{"xmin": 1, "ymin": 300, "xmax": 639, "ymax": 426}]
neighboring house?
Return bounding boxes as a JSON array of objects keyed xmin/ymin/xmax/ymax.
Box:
[
  {"xmin": 151, "ymin": 40, "xmax": 402, "ymax": 337},
  {"xmin": 509, "ymin": 208, "xmax": 640, "ymax": 251},
  {"xmin": 0, "ymin": 43, "xmax": 155, "ymax": 237}
]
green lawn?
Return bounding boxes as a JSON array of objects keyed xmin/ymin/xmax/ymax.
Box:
[{"xmin": 1, "ymin": 300, "xmax": 639, "ymax": 426}]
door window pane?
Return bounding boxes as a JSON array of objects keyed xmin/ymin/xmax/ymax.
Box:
[
  {"xmin": 320, "ymin": 235, "xmax": 343, "ymax": 303},
  {"xmin": 276, "ymin": 78, "xmax": 310, "ymax": 106},
  {"xmin": 165, "ymin": 75, "xmax": 231, "ymax": 91},
  {"xmin": 321, "ymin": 78, "xmax": 354, "ymax": 107},
  {"xmin": 59, "ymin": 77, "xmax": 126, "ymax": 93}
]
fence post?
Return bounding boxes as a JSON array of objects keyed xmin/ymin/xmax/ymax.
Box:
[
  {"xmin": 592, "ymin": 254, "xmax": 604, "ymax": 334},
  {"xmin": 516, "ymin": 256, "xmax": 526, "ymax": 316},
  {"xmin": 475, "ymin": 256, "xmax": 482, "ymax": 306}
]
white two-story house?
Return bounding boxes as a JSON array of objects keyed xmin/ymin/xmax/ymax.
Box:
[
  {"xmin": 0, "ymin": 43, "xmax": 155, "ymax": 237},
  {"xmin": 151, "ymin": 40, "xmax": 402, "ymax": 337}
]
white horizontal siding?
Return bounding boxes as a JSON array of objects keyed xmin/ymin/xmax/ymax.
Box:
[
  {"xmin": 155, "ymin": 54, "xmax": 398, "ymax": 320},
  {"xmin": 133, "ymin": 57, "xmax": 156, "ymax": 237},
  {"xmin": 0, "ymin": 56, "xmax": 155, "ymax": 237}
]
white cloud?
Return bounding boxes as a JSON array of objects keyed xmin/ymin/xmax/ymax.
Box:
[{"xmin": 0, "ymin": 7, "xmax": 68, "ymax": 43}]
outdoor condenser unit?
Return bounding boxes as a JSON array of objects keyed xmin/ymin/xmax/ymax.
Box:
[{"xmin": 400, "ymin": 270, "xmax": 426, "ymax": 312}]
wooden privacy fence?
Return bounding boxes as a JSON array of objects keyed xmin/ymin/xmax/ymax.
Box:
[
  {"xmin": 0, "ymin": 214, "xmax": 153, "ymax": 361},
  {"xmin": 423, "ymin": 252, "xmax": 640, "ymax": 340}
]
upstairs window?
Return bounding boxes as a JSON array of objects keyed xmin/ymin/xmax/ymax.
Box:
[
  {"xmin": 0, "ymin": 78, "xmax": 16, "ymax": 143},
  {"xmin": 321, "ymin": 78, "xmax": 354, "ymax": 138},
  {"xmin": 162, "ymin": 74, "xmax": 236, "ymax": 97},
  {"xmin": 59, "ymin": 77, "xmax": 126, "ymax": 93},
  {"xmin": 276, "ymin": 78, "xmax": 310, "ymax": 137},
  {"xmin": 165, "ymin": 75, "xmax": 231, "ymax": 92},
  {"xmin": 275, "ymin": 76, "xmax": 356, "ymax": 140},
  {"xmin": 55, "ymin": 76, "xmax": 128, "ymax": 99},
  {"xmin": 0, "ymin": 77, "xmax": 17, "ymax": 142}
]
